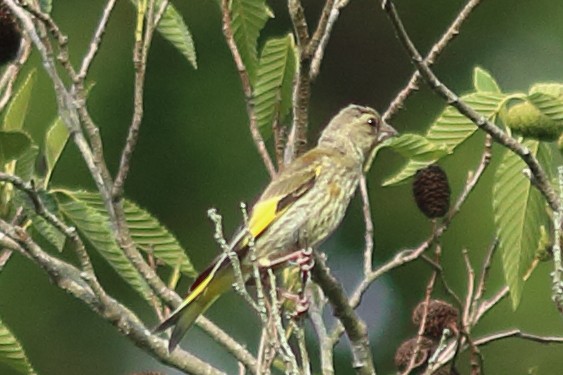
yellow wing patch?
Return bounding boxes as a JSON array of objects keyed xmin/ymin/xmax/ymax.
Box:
[
  {"xmin": 248, "ymin": 196, "xmax": 284, "ymax": 238},
  {"xmin": 174, "ymin": 257, "xmax": 225, "ymax": 312}
]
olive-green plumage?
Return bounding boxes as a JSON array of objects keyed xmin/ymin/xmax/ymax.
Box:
[{"xmin": 155, "ymin": 104, "xmax": 397, "ymax": 351}]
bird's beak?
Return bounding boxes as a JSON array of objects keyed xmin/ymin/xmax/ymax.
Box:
[{"xmin": 377, "ymin": 121, "xmax": 399, "ymax": 143}]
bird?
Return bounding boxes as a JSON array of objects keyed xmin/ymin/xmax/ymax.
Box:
[{"xmin": 155, "ymin": 104, "xmax": 397, "ymax": 351}]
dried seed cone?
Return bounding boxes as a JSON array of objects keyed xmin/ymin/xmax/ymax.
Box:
[
  {"xmin": 412, "ymin": 164, "xmax": 451, "ymax": 218},
  {"xmin": 394, "ymin": 336, "xmax": 435, "ymax": 372},
  {"xmin": 412, "ymin": 299, "xmax": 459, "ymax": 339},
  {"xmin": 0, "ymin": 2, "xmax": 21, "ymax": 65}
]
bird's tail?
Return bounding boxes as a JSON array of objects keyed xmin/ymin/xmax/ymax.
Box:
[{"xmin": 154, "ymin": 255, "xmax": 235, "ymax": 352}]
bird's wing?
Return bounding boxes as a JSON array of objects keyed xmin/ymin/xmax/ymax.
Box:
[
  {"xmin": 184, "ymin": 152, "xmax": 324, "ymax": 297},
  {"xmin": 246, "ymin": 150, "xmax": 325, "ymax": 240}
]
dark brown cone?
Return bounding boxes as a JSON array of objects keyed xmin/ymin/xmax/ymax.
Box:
[
  {"xmin": 412, "ymin": 164, "xmax": 451, "ymax": 219},
  {"xmin": 412, "ymin": 299, "xmax": 459, "ymax": 339},
  {"xmin": 394, "ymin": 336, "xmax": 436, "ymax": 372},
  {"xmin": 0, "ymin": 2, "xmax": 21, "ymax": 65}
]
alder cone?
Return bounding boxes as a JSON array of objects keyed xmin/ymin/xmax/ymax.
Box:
[
  {"xmin": 412, "ymin": 299, "xmax": 459, "ymax": 339},
  {"xmin": 394, "ymin": 336, "xmax": 435, "ymax": 372},
  {"xmin": 413, "ymin": 164, "xmax": 451, "ymax": 219},
  {"xmin": 0, "ymin": 2, "xmax": 21, "ymax": 65}
]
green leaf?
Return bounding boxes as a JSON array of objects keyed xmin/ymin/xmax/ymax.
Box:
[
  {"xmin": 529, "ymin": 83, "xmax": 563, "ymax": 98},
  {"xmin": 382, "ymin": 134, "xmax": 450, "ymax": 186},
  {"xmin": 426, "ymin": 92, "xmax": 506, "ymax": 149},
  {"xmin": 0, "ymin": 317, "xmax": 36, "ymax": 375},
  {"xmin": 473, "ymin": 67, "xmax": 501, "ymax": 93},
  {"xmin": 14, "ymin": 145, "xmax": 38, "ymax": 181},
  {"xmin": 527, "ymin": 92, "xmax": 563, "ymax": 122},
  {"xmin": 231, "ymin": 0, "xmax": 272, "ymax": 83},
  {"xmin": 56, "ymin": 190, "xmax": 153, "ymax": 302},
  {"xmin": 18, "ymin": 190, "xmax": 66, "ymax": 252},
  {"xmin": 39, "ymin": 0, "xmax": 52, "ymax": 13},
  {"xmin": 0, "ymin": 131, "xmax": 32, "ymax": 164},
  {"xmin": 44, "ymin": 117, "xmax": 69, "ymax": 186},
  {"xmin": 3, "ymin": 70, "xmax": 36, "ymax": 131},
  {"xmin": 493, "ymin": 140, "xmax": 551, "ymax": 309},
  {"xmin": 70, "ymin": 191, "xmax": 195, "ymax": 276},
  {"xmin": 154, "ymin": 0, "xmax": 197, "ymax": 69},
  {"xmin": 385, "ymin": 92, "xmax": 506, "ymax": 185},
  {"xmin": 254, "ymin": 34, "xmax": 297, "ymax": 134}
]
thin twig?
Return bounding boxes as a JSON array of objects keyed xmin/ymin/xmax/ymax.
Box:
[
  {"xmin": 0, "ymin": 219, "xmax": 225, "ymax": 375},
  {"xmin": 7, "ymin": 2, "xmax": 259, "ymax": 368},
  {"xmin": 220, "ymin": 0, "xmax": 276, "ymax": 177},
  {"xmin": 311, "ymin": 252, "xmax": 376, "ymax": 375},
  {"xmin": 360, "ymin": 176, "xmax": 374, "ymax": 276},
  {"xmin": 285, "ymin": 0, "xmax": 312, "ymax": 162},
  {"xmin": 383, "ymin": 0, "xmax": 482, "ymax": 122},
  {"xmin": 381, "ymin": 0, "xmax": 559, "ymax": 211},
  {"xmin": 308, "ymin": 284, "xmax": 334, "ymax": 375},
  {"xmin": 402, "ymin": 271, "xmax": 437, "ymax": 375},
  {"xmin": 0, "ymin": 172, "xmax": 96, "ymax": 275},
  {"xmin": 330, "ymin": 131, "xmax": 493, "ymax": 346},
  {"xmin": 472, "ymin": 238, "xmax": 499, "ymax": 316},
  {"xmin": 473, "ymin": 329, "xmax": 563, "ymax": 347},
  {"xmin": 551, "ymin": 166, "xmax": 563, "ymax": 313},
  {"xmin": 77, "ymin": 0, "xmax": 118, "ymax": 79},
  {"xmin": 113, "ymin": 0, "xmax": 158, "ymax": 200}
]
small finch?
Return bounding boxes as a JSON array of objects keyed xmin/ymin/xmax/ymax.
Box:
[{"xmin": 155, "ymin": 104, "xmax": 397, "ymax": 351}]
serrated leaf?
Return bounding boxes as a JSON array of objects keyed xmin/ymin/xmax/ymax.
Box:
[
  {"xmin": 39, "ymin": 0, "xmax": 52, "ymax": 13},
  {"xmin": 493, "ymin": 140, "xmax": 551, "ymax": 309},
  {"xmin": 14, "ymin": 145, "xmax": 38, "ymax": 182},
  {"xmin": 16, "ymin": 190, "xmax": 66, "ymax": 252},
  {"xmin": 473, "ymin": 67, "xmax": 501, "ymax": 93},
  {"xmin": 382, "ymin": 134, "xmax": 451, "ymax": 186},
  {"xmin": 130, "ymin": 0, "xmax": 197, "ymax": 68},
  {"xmin": 0, "ymin": 131, "xmax": 32, "ymax": 164},
  {"xmin": 3, "ymin": 70, "xmax": 36, "ymax": 132},
  {"xmin": 529, "ymin": 83, "xmax": 563, "ymax": 98},
  {"xmin": 254, "ymin": 34, "xmax": 296, "ymax": 135},
  {"xmin": 385, "ymin": 92, "xmax": 506, "ymax": 185},
  {"xmin": 154, "ymin": 0, "xmax": 197, "ymax": 69},
  {"xmin": 56, "ymin": 191, "xmax": 153, "ymax": 302},
  {"xmin": 45, "ymin": 117, "xmax": 69, "ymax": 186},
  {"xmin": 231, "ymin": 0, "xmax": 272, "ymax": 83},
  {"xmin": 426, "ymin": 92, "xmax": 506, "ymax": 148},
  {"xmin": 527, "ymin": 92, "xmax": 563, "ymax": 122},
  {"xmin": 70, "ymin": 191, "xmax": 195, "ymax": 276},
  {"xmin": 0, "ymin": 317, "xmax": 36, "ymax": 375}
]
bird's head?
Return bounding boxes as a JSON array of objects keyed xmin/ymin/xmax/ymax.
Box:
[{"xmin": 318, "ymin": 104, "xmax": 398, "ymax": 162}]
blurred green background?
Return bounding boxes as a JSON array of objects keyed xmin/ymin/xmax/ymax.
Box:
[{"xmin": 1, "ymin": 0, "xmax": 562, "ymax": 374}]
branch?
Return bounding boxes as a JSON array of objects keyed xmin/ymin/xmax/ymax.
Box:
[
  {"xmin": 0, "ymin": 220, "xmax": 225, "ymax": 375},
  {"xmin": 285, "ymin": 0, "xmax": 311, "ymax": 162},
  {"xmin": 220, "ymin": 0, "xmax": 276, "ymax": 177},
  {"xmin": 473, "ymin": 329, "xmax": 563, "ymax": 347},
  {"xmin": 383, "ymin": 0, "xmax": 482, "ymax": 122},
  {"xmin": 77, "ymin": 0, "xmax": 118, "ymax": 79},
  {"xmin": 311, "ymin": 252, "xmax": 376, "ymax": 375},
  {"xmin": 330, "ymin": 134, "xmax": 492, "ymax": 346},
  {"xmin": 113, "ymin": 0, "xmax": 158, "ymax": 199},
  {"xmin": 381, "ymin": 0, "xmax": 559, "ymax": 212},
  {"xmin": 551, "ymin": 166, "xmax": 563, "ymax": 313},
  {"xmin": 359, "ymin": 176, "xmax": 374, "ymax": 276},
  {"xmin": 6, "ymin": 2, "xmax": 258, "ymax": 369}
]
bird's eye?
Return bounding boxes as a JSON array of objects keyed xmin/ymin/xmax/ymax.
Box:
[{"xmin": 367, "ymin": 117, "xmax": 379, "ymax": 127}]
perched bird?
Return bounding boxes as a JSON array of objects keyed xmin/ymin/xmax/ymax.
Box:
[{"xmin": 155, "ymin": 104, "xmax": 397, "ymax": 351}]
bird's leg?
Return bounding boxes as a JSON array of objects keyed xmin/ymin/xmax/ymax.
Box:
[{"xmin": 258, "ymin": 248, "xmax": 314, "ymax": 317}]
